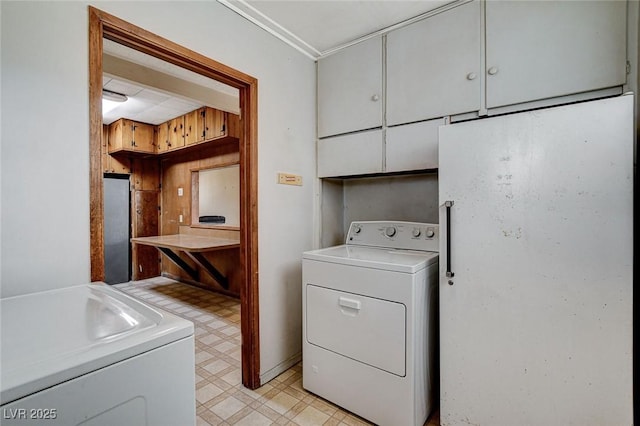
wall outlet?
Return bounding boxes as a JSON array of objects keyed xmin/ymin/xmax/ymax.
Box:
[
  {"xmin": 178, "ymin": 187, "xmax": 184, "ymax": 196},
  {"xmin": 277, "ymin": 172, "xmax": 302, "ymax": 186}
]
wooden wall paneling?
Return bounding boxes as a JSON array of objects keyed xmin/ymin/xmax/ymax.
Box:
[
  {"xmin": 132, "ymin": 190, "xmax": 160, "ymax": 280},
  {"xmin": 132, "ymin": 157, "xmax": 160, "ymax": 191}
]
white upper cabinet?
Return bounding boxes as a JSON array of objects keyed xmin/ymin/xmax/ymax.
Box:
[
  {"xmin": 485, "ymin": 1, "xmax": 627, "ymax": 109},
  {"xmin": 317, "ymin": 36, "xmax": 383, "ymax": 138},
  {"xmin": 386, "ymin": 1, "xmax": 481, "ymax": 126}
]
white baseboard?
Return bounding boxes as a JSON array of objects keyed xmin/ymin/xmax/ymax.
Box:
[{"xmin": 259, "ymin": 352, "xmax": 302, "ymax": 385}]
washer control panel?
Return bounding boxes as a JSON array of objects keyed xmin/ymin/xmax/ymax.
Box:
[{"xmin": 346, "ymin": 221, "xmax": 439, "ymax": 252}]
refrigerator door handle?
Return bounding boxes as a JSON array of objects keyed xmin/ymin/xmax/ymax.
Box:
[{"xmin": 444, "ymin": 200, "xmax": 455, "ymax": 279}]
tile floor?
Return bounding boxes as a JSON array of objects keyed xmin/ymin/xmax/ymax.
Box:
[{"xmin": 114, "ymin": 277, "xmax": 439, "ymax": 426}]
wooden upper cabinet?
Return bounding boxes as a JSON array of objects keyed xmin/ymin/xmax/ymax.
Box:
[
  {"xmin": 168, "ymin": 117, "xmax": 185, "ymax": 150},
  {"xmin": 184, "ymin": 110, "xmax": 200, "ymax": 146},
  {"xmin": 108, "ymin": 118, "xmax": 155, "ymax": 154},
  {"xmin": 156, "ymin": 122, "xmax": 170, "ymax": 154},
  {"xmin": 102, "ymin": 124, "xmax": 131, "ymax": 173},
  {"xmin": 203, "ymin": 107, "xmax": 226, "ymax": 140}
]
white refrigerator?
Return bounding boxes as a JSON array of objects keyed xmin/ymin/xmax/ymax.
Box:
[{"xmin": 438, "ymin": 95, "xmax": 633, "ymax": 425}]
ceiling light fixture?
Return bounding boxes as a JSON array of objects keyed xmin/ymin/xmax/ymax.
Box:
[{"xmin": 102, "ymin": 89, "xmax": 128, "ymax": 102}]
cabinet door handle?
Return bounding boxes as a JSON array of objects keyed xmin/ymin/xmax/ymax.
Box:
[
  {"xmin": 339, "ymin": 297, "xmax": 361, "ymax": 310},
  {"xmin": 487, "ymin": 66, "xmax": 499, "ymax": 76},
  {"xmin": 466, "ymin": 72, "xmax": 477, "ymax": 80},
  {"xmin": 371, "ymin": 94, "xmax": 380, "ymax": 102},
  {"xmin": 444, "ymin": 200, "xmax": 455, "ymax": 281}
]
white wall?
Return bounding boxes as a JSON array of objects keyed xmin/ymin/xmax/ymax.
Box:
[{"xmin": 0, "ymin": 1, "xmax": 316, "ymax": 383}]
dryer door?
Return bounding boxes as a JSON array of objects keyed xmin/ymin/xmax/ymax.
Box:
[{"xmin": 306, "ymin": 284, "xmax": 406, "ymax": 376}]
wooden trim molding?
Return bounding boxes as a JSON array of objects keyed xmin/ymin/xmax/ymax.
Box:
[{"xmin": 88, "ymin": 6, "xmax": 261, "ymax": 389}]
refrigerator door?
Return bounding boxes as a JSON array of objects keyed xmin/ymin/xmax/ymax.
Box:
[{"xmin": 438, "ymin": 95, "xmax": 633, "ymax": 425}]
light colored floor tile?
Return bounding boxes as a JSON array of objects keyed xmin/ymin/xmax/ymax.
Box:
[
  {"xmin": 220, "ymin": 368, "xmax": 242, "ymax": 386},
  {"xmin": 292, "ymin": 406, "xmax": 331, "ymax": 426},
  {"xmin": 210, "ymin": 396, "xmax": 246, "ymax": 420},
  {"xmin": 196, "ymin": 383, "xmax": 224, "ymax": 404},
  {"xmin": 233, "ymin": 410, "xmax": 273, "ymax": 426},
  {"xmin": 265, "ymin": 391, "xmax": 301, "ymax": 415},
  {"xmin": 199, "ymin": 334, "xmax": 223, "ymax": 345},
  {"xmin": 203, "ymin": 359, "xmax": 231, "ymax": 375}
]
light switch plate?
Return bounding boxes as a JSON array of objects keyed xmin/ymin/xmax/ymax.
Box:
[{"xmin": 278, "ymin": 173, "xmax": 302, "ymax": 186}]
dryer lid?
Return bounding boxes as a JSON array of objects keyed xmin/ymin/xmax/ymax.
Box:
[{"xmin": 303, "ymin": 245, "xmax": 438, "ymax": 273}]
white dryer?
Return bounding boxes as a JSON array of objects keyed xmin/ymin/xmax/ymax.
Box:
[{"xmin": 302, "ymin": 221, "xmax": 439, "ymax": 426}]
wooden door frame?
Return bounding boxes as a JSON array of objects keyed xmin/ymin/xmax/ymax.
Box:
[{"xmin": 88, "ymin": 7, "xmax": 260, "ymax": 389}]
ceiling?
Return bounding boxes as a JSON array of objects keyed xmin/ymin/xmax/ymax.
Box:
[
  {"xmin": 103, "ymin": 1, "xmax": 457, "ymax": 125},
  {"xmin": 102, "ymin": 39, "xmax": 239, "ymax": 125},
  {"xmin": 220, "ymin": 0, "xmax": 456, "ymax": 58}
]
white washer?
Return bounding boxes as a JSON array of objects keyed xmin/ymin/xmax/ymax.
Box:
[
  {"xmin": 0, "ymin": 283, "xmax": 195, "ymax": 426},
  {"xmin": 303, "ymin": 221, "xmax": 439, "ymax": 426}
]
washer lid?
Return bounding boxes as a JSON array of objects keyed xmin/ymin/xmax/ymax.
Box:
[
  {"xmin": 303, "ymin": 245, "xmax": 438, "ymax": 273},
  {"xmin": 0, "ymin": 283, "xmax": 193, "ymax": 405}
]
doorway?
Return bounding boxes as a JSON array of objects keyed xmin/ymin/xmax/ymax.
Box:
[{"xmin": 88, "ymin": 7, "xmax": 260, "ymax": 389}]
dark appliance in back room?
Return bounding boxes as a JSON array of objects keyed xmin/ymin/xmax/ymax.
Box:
[{"xmin": 103, "ymin": 175, "xmax": 131, "ymax": 284}]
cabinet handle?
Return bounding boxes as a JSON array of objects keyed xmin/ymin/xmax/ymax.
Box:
[
  {"xmin": 487, "ymin": 66, "xmax": 499, "ymax": 76},
  {"xmin": 466, "ymin": 72, "xmax": 477, "ymax": 80},
  {"xmin": 444, "ymin": 200, "xmax": 455, "ymax": 281},
  {"xmin": 371, "ymin": 94, "xmax": 380, "ymax": 102}
]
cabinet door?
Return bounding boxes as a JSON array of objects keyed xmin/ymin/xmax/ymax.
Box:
[
  {"xmin": 168, "ymin": 117, "xmax": 185, "ymax": 150},
  {"xmin": 317, "ymin": 129, "xmax": 383, "ymax": 177},
  {"xmin": 132, "ymin": 122, "xmax": 155, "ymax": 153},
  {"xmin": 318, "ymin": 36, "xmax": 383, "ymax": 138},
  {"xmin": 203, "ymin": 107, "xmax": 225, "ymax": 140},
  {"xmin": 156, "ymin": 122, "xmax": 170, "ymax": 153},
  {"xmin": 386, "ymin": 118, "xmax": 444, "ymax": 173},
  {"xmin": 485, "ymin": 1, "xmax": 626, "ymax": 109},
  {"xmin": 184, "ymin": 110, "xmax": 200, "ymax": 145},
  {"xmin": 386, "ymin": 1, "xmax": 481, "ymax": 126},
  {"xmin": 108, "ymin": 119, "xmax": 132, "ymax": 152}
]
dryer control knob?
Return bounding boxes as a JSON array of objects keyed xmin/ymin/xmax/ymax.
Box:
[
  {"xmin": 412, "ymin": 228, "xmax": 421, "ymax": 238},
  {"xmin": 426, "ymin": 228, "xmax": 435, "ymax": 238},
  {"xmin": 385, "ymin": 226, "xmax": 397, "ymax": 237},
  {"xmin": 352, "ymin": 225, "xmax": 361, "ymax": 234}
]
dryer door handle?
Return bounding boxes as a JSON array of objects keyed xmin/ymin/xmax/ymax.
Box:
[{"xmin": 338, "ymin": 297, "xmax": 361, "ymax": 311}]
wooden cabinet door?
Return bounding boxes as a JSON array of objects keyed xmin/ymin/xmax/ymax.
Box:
[
  {"xmin": 108, "ymin": 118, "xmax": 130, "ymax": 152},
  {"xmin": 132, "ymin": 122, "xmax": 155, "ymax": 153},
  {"xmin": 485, "ymin": 1, "xmax": 626, "ymax": 109},
  {"xmin": 203, "ymin": 107, "xmax": 225, "ymax": 140},
  {"xmin": 156, "ymin": 122, "xmax": 170, "ymax": 153},
  {"xmin": 317, "ymin": 36, "xmax": 383, "ymax": 138},
  {"xmin": 386, "ymin": 1, "xmax": 481, "ymax": 125},
  {"xmin": 184, "ymin": 110, "xmax": 200, "ymax": 145},
  {"xmin": 168, "ymin": 117, "xmax": 185, "ymax": 150},
  {"xmin": 132, "ymin": 190, "xmax": 159, "ymax": 280}
]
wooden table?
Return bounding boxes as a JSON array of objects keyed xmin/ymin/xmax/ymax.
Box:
[{"xmin": 131, "ymin": 235, "xmax": 240, "ymax": 289}]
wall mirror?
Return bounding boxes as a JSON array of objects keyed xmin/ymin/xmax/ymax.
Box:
[{"xmin": 194, "ymin": 164, "xmax": 240, "ymax": 228}]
